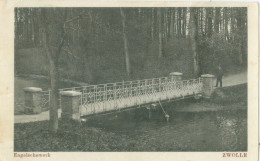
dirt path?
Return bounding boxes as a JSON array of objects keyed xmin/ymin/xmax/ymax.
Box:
[
  {"xmin": 221, "ymin": 71, "xmax": 247, "ymax": 87},
  {"xmin": 14, "ymin": 71, "xmax": 247, "ymax": 123},
  {"xmin": 15, "ymin": 109, "xmax": 62, "ymax": 123}
]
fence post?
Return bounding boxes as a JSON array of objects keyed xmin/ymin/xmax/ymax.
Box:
[
  {"xmin": 138, "ymin": 80, "xmax": 141, "ymax": 94},
  {"xmin": 103, "ymin": 85, "xmax": 107, "ymax": 112},
  {"xmin": 113, "ymin": 83, "xmax": 116, "ymax": 100},
  {"xmin": 159, "ymin": 78, "xmax": 161, "ymax": 92},
  {"xmin": 23, "ymin": 87, "xmax": 43, "ymax": 114},
  {"xmin": 113, "ymin": 83, "xmax": 117, "ymax": 108},
  {"xmin": 122, "ymin": 81, "xmax": 125, "ymax": 97},
  {"xmin": 94, "ymin": 85, "xmax": 97, "ymax": 104},
  {"xmin": 60, "ymin": 91, "xmax": 82, "ymax": 121},
  {"xmin": 145, "ymin": 80, "xmax": 147, "ymax": 95},
  {"xmin": 104, "ymin": 85, "xmax": 107, "ymax": 101},
  {"xmin": 48, "ymin": 89, "xmax": 51, "ymax": 107},
  {"xmin": 152, "ymin": 78, "xmax": 154, "ymax": 92},
  {"xmin": 169, "ymin": 72, "xmax": 183, "ymax": 81},
  {"xmin": 201, "ymin": 74, "xmax": 215, "ymax": 98}
]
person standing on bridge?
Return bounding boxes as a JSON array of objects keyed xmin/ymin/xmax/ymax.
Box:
[{"xmin": 215, "ymin": 65, "xmax": 224, "ymax": 87}]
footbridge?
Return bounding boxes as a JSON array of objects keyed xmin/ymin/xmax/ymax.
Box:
[{"xmin": 23, "ymin": 72, "xmax": 215, "ymax": 121}]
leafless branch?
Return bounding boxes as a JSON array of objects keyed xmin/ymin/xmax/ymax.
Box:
[
  {"xmin": 64, "ymin": 26, "xmax": 80, "ymax": 31},
  {"xmin": 64, "ymin": 12, "xmax": 89, "ymax": 23}
]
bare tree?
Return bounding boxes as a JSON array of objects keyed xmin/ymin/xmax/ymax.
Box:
[
  {"xmin": 189, "ymin": 8, "xmax": 200, "ymax": 76},
  {"xmin": 170, "ymin": 8, "xmax": 175, "ymax": 38},
  {"xmin": 38, "ymin": 8, "xmax": 68, "ymax": 133},
  {"xmin": 206, "ymin": 8, "xmax": 213, "ymax": 38},
  {"xmin": 214, "ymin": 8, "xmax": 221, "ymax": 33},
  {"xmin": 158, "ymin": 8, "xmax": 163, "ymax": 57},
  {"xmin": 182, "ymin": 8, "xmax": 187, "ymax": 37},
  {"xmin": 120, "ymin": 8, "xmax": 131, "ymax": 76}
]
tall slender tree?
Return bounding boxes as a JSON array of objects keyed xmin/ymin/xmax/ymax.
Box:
[
  {"xmin": 206, "ymin": 8, "xmax": 213, "ymax": 38},
  {"xmin": 182, "ymin": 8, "xmax": 187, "ymax": 37},
  {"xmin": 38, "ymin": 8, "xmax": 68, "ymax": 133},
  {"xmin": 170, "ymin": 8, "xmax": 175, "ymax": 38},
  {"xmin": 214, "ymin": 8, "xmax": 221, "ymax": 33},
  {"xmin": 120, "ymin": 8, "xmax": 131, "ymax": 76},
  {"xmin": 158, "ymin": 8, "xmax": 163, "ymax": 57},
  {"xmin": 189, "ymin": 8, "xmax": 199, "ymax": 76}
]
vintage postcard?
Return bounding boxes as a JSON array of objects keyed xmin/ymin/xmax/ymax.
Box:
[{"xmin": 0, "ymin": 1, "xmax": 258, "ymax": 161}]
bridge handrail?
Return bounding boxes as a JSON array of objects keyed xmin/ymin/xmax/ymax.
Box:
[
  {"xmin": 36, "ymin": 76, "xmax": 203, "ymax": 116},
  {"xmin": 79, "ymin": 77, "xmax": 202, "ymax": 105},
  {"xmin": 39, "ymin": 89, "xmax": 51, "ymax": 108},
  {"xmin": 58, "ymin": 77, "xmax": 202, "ymax": 93}
]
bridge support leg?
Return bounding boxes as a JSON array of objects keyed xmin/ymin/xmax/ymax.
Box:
[
  {"xmin": 60, "ymin": 91, "xmax": 82, "ymax": 122},
  {"xmin": 165, "ymin": 114, "xmax": 170, "ymax": 122},
  {"xmin": 148, "ymin": 107, "xmax": 152, "ymax": 120},
  {"xmin": 151, "ymin": 103, "xmax": 158, "ymax": 110},
  {"xmin": 201, "ymin": 74, "xmax": 215, "ymax": 98},
  {"xmin": 23, "ymin": 87, "xmax": 42, "ymax": 114},
  {"xmin": 144, "ymin": 106, "xmax": 152, "ymax": 120}
]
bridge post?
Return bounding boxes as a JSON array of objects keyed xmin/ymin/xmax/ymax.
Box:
[
  {"xmin": 145, "ymin": 106, "xmax": 152, "ymax": 120},
  {"xmin": 170, "ymin": 72, "xmax": 183, "ymax": 81},
  {"xmin": 201, "ymin": 74, "xmax": 215, "ymax": 98},
  {"xmin": 23, "ymin": 87, "xmax": 42, "ymax": 114},
  {"xmin": 60, "ymin": 91, "xmax": 82, "ymax": 121}
]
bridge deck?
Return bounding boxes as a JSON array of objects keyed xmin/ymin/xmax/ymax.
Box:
[{"xmin": 80, "ymin": 84, "xmax": 202, "ymax": 116}]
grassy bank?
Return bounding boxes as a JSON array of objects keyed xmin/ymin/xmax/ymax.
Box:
[
  {"xmin": 14, "ymin": 84, "xmax": 247, "ymax": 151},
  {"xmin": 14, "ymin": 120, "xmax": 134, "ymax": 151},
  {"xmin": 173, "ymin": 83, "xmax": 247, "ymax": 112},
  {"xmin": 210, "ymin": 83, "xmax": 247, "ymax": 105}
]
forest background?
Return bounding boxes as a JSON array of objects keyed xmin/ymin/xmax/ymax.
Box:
[{"xmin": 15, "ymin": 7, "xmax": 247, "ymax": 84}]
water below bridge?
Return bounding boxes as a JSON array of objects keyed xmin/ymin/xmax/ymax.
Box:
[{"xmin": 86, "ymin": 107, "xmax": 247, "ymax": 151}]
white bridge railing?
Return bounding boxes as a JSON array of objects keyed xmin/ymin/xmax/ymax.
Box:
[
  {"xmin": 58, "ymin": 76, "xmax": 203, "ymax": 116},
  {"xmin": 25, "ymin": 73, "xmax": 215, "ymax": 118},
  {"xmin": 39, "ymin": 90, "xmax": 51, "ymax": 109}
]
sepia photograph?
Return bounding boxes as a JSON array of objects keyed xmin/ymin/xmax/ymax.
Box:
[{"xmin": 13, "ymin": 6, "xmax": 250, "ymax": 152}]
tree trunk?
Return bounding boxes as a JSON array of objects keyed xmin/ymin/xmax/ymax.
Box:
[
  {"xmin": 42, "ymin": 32, "xmax": 59, "ymax": 133},
  {"xmin": 206, "ymin": 8, "xmax": 213, "ymax": 38},
  {"xmin": 177, "ymin": 8, "xmax": 182, "ymax": 37},
  {"xmin": 167, "ymin": 9, "xmax": 171, "ymax": 39},
  {"xmin": 222, "ymin": 8, "xmax": 225, "ymax": 31},
  {"xmin": 170, "ymin": 8, "xmax": 175, "ymax": 38},
  {"xmin": 230, "ymin": 8, "xmax": 235, "ymax": 41},
  {"xmin": 120, "ymin": 8, "xmax": 131, "ymax": 76},
  {"xmin": 49, "ymin": 61, "xmax": 59, "ymax": 133},
  {"xmin": 236, "ymin": 8, "xmax": 244, "ymax": 65},
  {"xmin": 158, "ymin": 8, "xmax": 163, "ymax": 57},
  {"xmin": 224, "ymin": 8, "xmax": 229, "ymax": 41},
  {"xmin": 40, "ymin": 9, "xmax": 67, "ymax": 133},
  {"xmin": 241, "ymin": 8, "xmax": 247, "ymax": 65},
  {"xmin": 200, "ymin": 8, "xmax": 204, "ymax": 36},
  {"xmin": 182, "ymin": 8, "xmax": 187, "ymax": 37},
  {"xmin": 190, "ymin": 8, "xmax": 199, "ymax": 77},
  {"xmin": 151, "ymin": 8, "xmax": 154, "ymax": 40},
  {"xmin": 214, "ymin": 8, "xmax": 221, "ymax": 33},
  {"xmin": 164, "ymin": 8, "xmax": 168, "ymax": 43}
]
